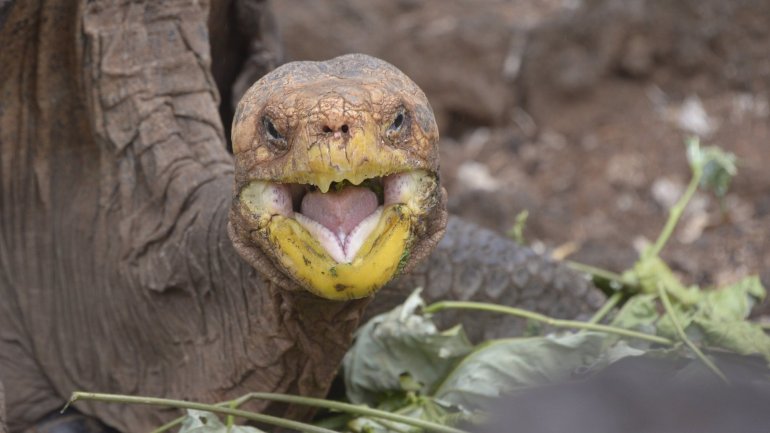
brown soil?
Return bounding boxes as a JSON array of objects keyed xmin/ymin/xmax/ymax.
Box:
[{"xmin": 273, "ymin": 0, "xmax": 770, "ymax": 314}]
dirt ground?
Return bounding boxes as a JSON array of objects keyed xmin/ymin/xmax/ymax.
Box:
[{"xmin": 272, "ymin": 0, "xmax": 770, "ymax": 314}]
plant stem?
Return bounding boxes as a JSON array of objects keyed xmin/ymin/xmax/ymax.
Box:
[
  {"xmin": 656, "ymin": 285, "xmax": 729, "ymax": 383},
  {"xmin": 146, "ymin": 391, "xmax": 471, "ymax": 433},
  {"xmin": 647, "ymin": 166, "xmax": 702, "ymax": 258},
  {"xmin": 219, "ymin": 393, "xmax": 468, "ymax": 433},
  {"xmin": 587, "ymin": 292, "xmax": 623, "ymax": 325},
  {"xmin": 566, "ymin": 261, "xmax": 627, "ymax": 284},
  {"xmin": 363, "ymin": 417, "xmax": 414, "ymax": 433},
  {"xmin": 65, "ymin": 392, "xmax": 337, "ymax": 433},
  {"xmin": 152, "ymin": 394, "xmax": 258, "ymax": 433},
  {"xmin": 152, "ymin": 415, "xmax": 185, "ymax": 433},
  {"xmin": 151, "ymin": 415, "xmax": 186, "ymax": 433},
  {"xmin": 423, "ymin": 301, "xmax": 673, "ymax": 345},
  {"xmin": 226, "ymin": 399, "xmax": 238, "ymax": 433}
]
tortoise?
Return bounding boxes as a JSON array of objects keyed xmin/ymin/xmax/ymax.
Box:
[{"xmin": 0, "ymin": 1, "xmax": 602, "ymax": 432}]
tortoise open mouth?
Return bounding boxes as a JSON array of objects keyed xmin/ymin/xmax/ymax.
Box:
[
  {"xmin": 292, "ymin": 176, "xmax": 390, "ymax": 263},
  {"xmin": 238, "ymin": 170, "xmax": 437, "ymax": 300},
  {"xmin": 229, "ymin": 54, "xmax": 443, "ymax": 300}
]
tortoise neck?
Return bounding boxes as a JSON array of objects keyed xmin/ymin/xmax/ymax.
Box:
[{"xmin": 246, "ymin": 288, "xmax": 370, "ymax": 420}]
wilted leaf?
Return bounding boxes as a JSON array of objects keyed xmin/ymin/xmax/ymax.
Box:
[
  {"xmin": 610, "ymin": 294, "xmax": 659, "ymax": 332},
  {"xmin": 631, "ymin": 256, "xmax": 700, "ymax": 305},
  {"xmin": 694, "ymin": 319, "xmax": 770, "ymax": 364},
  {"xmin": 347, "ymin": 416, "xmax": 405, "ymax": 433},
  {"xmin": 686, "ymin": 138, "xmax": 737, "ymax": 197},
  {"xmin": 609, "ymin": 292, "xmax": 699, "ymax": 349},
  {"xmin": 675, "ymin": 276, "xmax": 770, "ymax": 363},
  {"xmin": 344, "ymin": 290, "xmax": 473, "ymax": 405},
  {"xmin": 697, "ymin": 276, "xmax": 765, "ymax": 321},
  {"xmin": 657, "ymin": 303, "xmax": 699, "ymax": 342},
  {"xmin": 178, "ymin": 410, "xmax": 265, "ymax": 433},
  {"xmin": 347, "ymin": 401, "xmax": 450, "ymax": 433},
  {"xmin": 433, "ymin": 332, "xmax": 643, "ymax": 410}
]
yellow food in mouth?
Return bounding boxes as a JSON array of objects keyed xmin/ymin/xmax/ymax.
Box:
[{"xmin": 238, "ymin": 170, "xmax": 437, "ymax": 300}]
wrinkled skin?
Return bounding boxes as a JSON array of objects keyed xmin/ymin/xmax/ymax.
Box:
[
  {"xmin": 0, "ymin": 381, "xmax": 6, "ymax": 433},
  {"xmin": 0, "ymin": 1, "xmax": 602, "ymax": 433}
]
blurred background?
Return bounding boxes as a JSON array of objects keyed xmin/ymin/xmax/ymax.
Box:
[{"xmin": 248, "ymin": 0, "xmax": 770, "ymax": 312}]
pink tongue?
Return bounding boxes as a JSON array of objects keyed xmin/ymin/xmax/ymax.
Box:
[{"xmin": 300, "ymin": 186, "xmax": 378, "ymax": 238}]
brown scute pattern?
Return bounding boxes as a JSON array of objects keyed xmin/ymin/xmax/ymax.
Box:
[{"xmin": 371, "ymin": 216, "xmax": 605, "ymax": 341}]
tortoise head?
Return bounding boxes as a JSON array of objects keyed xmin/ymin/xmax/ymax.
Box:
[{"xmin": 229, "ymin": 54, "xmax": 447, "ymax": 300}]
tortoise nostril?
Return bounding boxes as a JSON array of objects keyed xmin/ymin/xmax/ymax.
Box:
[{"xmin": 322, "ymin": 124, "xmax": 350, "ymax": 134}]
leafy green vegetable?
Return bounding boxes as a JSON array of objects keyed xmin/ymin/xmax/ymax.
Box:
[
  {"xmin": 347, "ymin": 401, "xmax": 449, "ymax": 433},
  {"xmin": 690, "ymin": 276, "xmax": 770, "ymax": 362},
  {"xmin": 344, "ymin": 290, "xmax": 473, "ymax": 406},
  {"xmin": 697, "ymin": 275, "xmax": 765, "ymax": 321},
  {"xmin": 610, "ymin": 294, "xmax": 659, "ymax": 332},
  {"xmin": 695, "ymin": 319, "xmax": 770, "ymax": 361},
  {"xmin": 611, "ymin": 274, "xmax": 770, "ymax": 364},
  {"xmin": 626, "ymin": 256, "xmax": 700, "ymax": 305},
  {"xmin": 344, "ymin": 290, "xmax": 645, "ymax": 423},
  {"xmin": 433, "ymin": 333, "xmax": 643, "ymax": 410}
]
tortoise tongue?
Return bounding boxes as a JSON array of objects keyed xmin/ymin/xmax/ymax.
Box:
[{"xmin": 300, "ymin": 186, "xmax": 378, "ymax": 239}]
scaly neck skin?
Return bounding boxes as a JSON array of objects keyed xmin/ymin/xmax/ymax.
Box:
[
  {"xmin": 0, "ymin": 1, "xmax": 369, "ymax": 432},
  {"xmin": 60, "ymin": 171, "xmax": 368, "ymax": 432},
  {"xmin": 97, "ymin": 179, "xmax": 369, "ymax": 431}
]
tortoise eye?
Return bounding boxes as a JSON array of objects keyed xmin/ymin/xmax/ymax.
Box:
[
  {"xmin": 264, "ymin": 117, "xmax": 283, "ymax": 140},
  {"xmin": 263, "ymin": 116, "xmax": 288, "ymax": 152},
  {"xmin": 386, "ymin": 109, "xmax": 409, "ymax": 145},
  {"xmin": 389, "ymin": 111, "xmax": 405, "ymax": 132},
  {"xmin": 388, "ymin": 109, "xmax": 406, "ymax": 133}
]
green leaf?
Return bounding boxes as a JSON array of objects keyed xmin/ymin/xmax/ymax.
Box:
[
  {"xmin": 347, "ymin": 416, "xmax": 407, "ymax": 433},
  {"xmin": 656, "ymin": 303, "xmax": 697, "ymax": 342},
  {"xmin": 686, "ymin": 137, "xmax": 738, "ymax": 197},
  {"xmin": 347, "ymin": 400, "xmax": 452, "ymax": 433},
  {"xmin": 609, "ymin": 293, "xmax": 693, "ymax": 350},
  {"xmin": 343, "ymin": 290, "xmax": 473, "ymax": 405},
  {"xmin": 679, "ymin": 276, "xmax": 770, "ymax": 363},
  {"xmin": 178, "ymin": 410, "xmax": 266, "ymax": 433},
  {"xmin": 631, "ymin": 256, "xmax": 700, "ymax": 305},
  {"xmin": 348, "ymin": 412, "xmax": 420, "ymax": 433},
  {"xmin": 610, "ymin": 294, "xmax": 659, "ymax": 332},
  {"xmin": 697, "ymin": 275, "xmax": 765, "ymax": 321},
  {"xmin": 432, "ymin": 332, "xmax": 643, "ymax": 410},
  {"xmin": 694, "ymin": 319, "xmax": 770, "ymax": 363}
]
